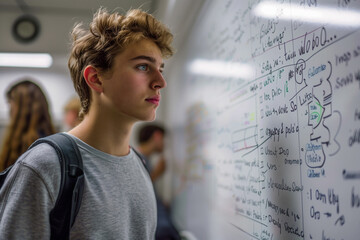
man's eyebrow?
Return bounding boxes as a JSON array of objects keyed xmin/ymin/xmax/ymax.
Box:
[{"xmin": 130, "ymin": 55, "xmax": 165, "ymax": 68}]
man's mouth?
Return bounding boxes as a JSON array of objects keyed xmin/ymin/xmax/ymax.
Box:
[{"xmin": 145, "ymin": 95, "xmax": 160, "ymax": 105}]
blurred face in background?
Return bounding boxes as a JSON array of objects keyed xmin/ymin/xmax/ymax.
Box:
[
  {"xmin": 63, "ymin": 97, "xmax": 81, "ymax": 130},
  {"xmin": 64, "ymin": 109, "xmax": 80, "ymax": 130},
  {"xmin": 153, "ymin": 131, "xmax": 165, "ymax": 153}
]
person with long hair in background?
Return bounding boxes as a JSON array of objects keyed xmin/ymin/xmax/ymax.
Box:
[{"xmin": 0, "ymin": 80, "xmax": 55, "ymax": 171}]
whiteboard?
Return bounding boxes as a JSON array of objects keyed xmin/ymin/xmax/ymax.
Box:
[{"xmin": 164, "ymin": 0, "xmax": 360, "ymax": 239}]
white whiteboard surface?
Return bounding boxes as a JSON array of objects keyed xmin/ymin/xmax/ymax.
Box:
[{"xmin": 165, "ymin": 0, "xmax": 360, "ymax": 239}]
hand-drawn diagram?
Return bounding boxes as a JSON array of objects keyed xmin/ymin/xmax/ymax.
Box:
[
  {"xmin": 292, "ymin": 60, "xmax": 342, "ymax": 168},
  {"xmin": 231, "ymin": 125, "xmax": 258, "ymax": 152}
]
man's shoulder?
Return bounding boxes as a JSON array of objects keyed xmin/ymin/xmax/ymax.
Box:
[
  {"xmin": 17, "ymin": 142, "xmax": 61, "ymax": 178},
  {"xmin": 3, "ymin": 142, "xmax": 62, "ymax": 204}
]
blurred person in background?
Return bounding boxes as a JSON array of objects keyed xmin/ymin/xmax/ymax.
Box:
[
  {"xmin": 0, "ymin": 80, "xmax": 55, "ymax": 171},
  {"xmin": 63, "ymin": 96, "xmax": 81, "ymax": 130},
  {"xmin": 137, "ymin": 123, "xmax": 181, "ymax": 240},
  {"xmin": 138, "ymin": 124, "xmax": 167, "ymax": 182}
]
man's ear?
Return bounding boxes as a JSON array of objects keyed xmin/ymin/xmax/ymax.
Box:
[{"xmin": 83, "ymin": 65, "xmax": 103, "ymax": 93}]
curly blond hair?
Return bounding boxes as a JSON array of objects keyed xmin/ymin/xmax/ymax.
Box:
[{"xmin": 68, "ymin": 8, "xmax": 174, "ymax": 118}]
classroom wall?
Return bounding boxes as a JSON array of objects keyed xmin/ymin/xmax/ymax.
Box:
[{"xmin": 161, "ymin": 0, "xmax": 360, "ymax": 239}]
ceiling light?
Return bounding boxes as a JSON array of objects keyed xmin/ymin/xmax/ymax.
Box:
[
  {"xmin": 0, "ymin": 53, "xmax": 53, "ymax": 68},
  {"xmin": 253, "ymin": 2, "xmax": 360, "ymax": 27},
  {"xmin": 189, "ymin": 59, "xmax": 254, "ymax": 79}
]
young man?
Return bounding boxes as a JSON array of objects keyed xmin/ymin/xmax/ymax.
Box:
[
  {"xmin": 0, "ymin": 8, "xmax": 173, "ymax": 239},
  {"xmin": 137, "ymin": 124, "xmax": 181, "ymax": 240}
]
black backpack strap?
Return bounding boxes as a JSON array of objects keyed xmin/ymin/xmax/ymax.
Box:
[
  {"xmin": 131, "ymin": 147, "xmax": 147, "ymax": 168},
  {"xmin": 29, "ymin": 133, "xmax": 84, "ymax": 240}
]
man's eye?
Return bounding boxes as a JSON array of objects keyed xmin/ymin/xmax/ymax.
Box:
[{"xmin": 137, "ymin": 65, "xmax": 148, "ymax": 71}]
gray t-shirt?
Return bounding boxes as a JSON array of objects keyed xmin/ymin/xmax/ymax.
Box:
[{"xmin": 0, "ymin": 133, "xmax": 157, "ymax": 239}]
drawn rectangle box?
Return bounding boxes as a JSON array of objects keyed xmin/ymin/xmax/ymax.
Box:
[{"xmin": 231, "ymin": 126, "xmax": 258, "ymax": 152}]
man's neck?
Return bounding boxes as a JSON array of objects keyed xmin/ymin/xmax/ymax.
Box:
[{"xmin": 68, "ymin": 112, "xmax": 134, "ymax": 156}]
